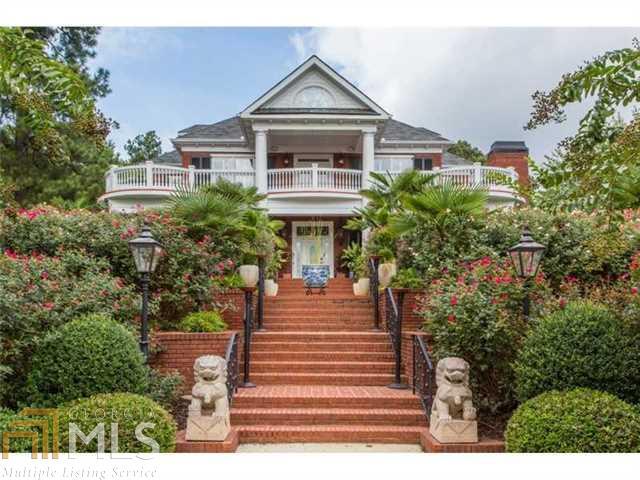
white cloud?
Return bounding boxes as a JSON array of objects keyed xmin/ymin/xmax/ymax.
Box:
[{"xmin": 291, "ymin": 28, "xmax": 638, "ymax": 162}]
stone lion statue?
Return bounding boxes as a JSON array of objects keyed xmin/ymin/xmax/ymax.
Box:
[
  {"xmin": 431, "ymin": 357, "xmax": 476, "ymax": 422},
  {"xmin": 186, "ymin": 355, "xmax": 230, "ymax": 441}
]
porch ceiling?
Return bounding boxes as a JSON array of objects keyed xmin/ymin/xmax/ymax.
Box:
[{"xmin": 269, "ymin": 130, "xmax": 362, "ymax": 153}]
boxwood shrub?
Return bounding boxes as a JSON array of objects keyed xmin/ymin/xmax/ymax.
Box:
[
  {"xmin": 23, "ymin": 314, "xmax": 149, "ymax": 407},
  {"xmin": 58, "ymin": 393, "xmax": 176, "ymax": 453},
  {"xmin": 178, "ymin": 310, "xmax": 227, "ymax": 333},
  {"xmin": 513, "ymin": 301, "xmax": 640, "ymax": 404},
  {"xmin": 505, "ymin": 388, "xmax": 640, "ymax": 452}
]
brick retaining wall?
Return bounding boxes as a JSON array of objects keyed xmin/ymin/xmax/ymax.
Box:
[{"xmin": 152, "ymin": 331, "xmax": 243, "ymax": 393}]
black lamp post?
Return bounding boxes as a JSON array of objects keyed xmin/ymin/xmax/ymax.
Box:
[
  {"xmin": 508, "ymin": 225, "xmax": 545, "ymax": 319},
  {"xmin": 128, "ymin": 221, "xmax": 163, "ymax": 361}
]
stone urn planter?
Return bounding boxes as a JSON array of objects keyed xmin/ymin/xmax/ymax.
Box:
[
  {"xmin": 265, "ymin": 279, "xmax": 279, "ymax": 297},
  {"xmin": 238, "ymin": 265, "xmax": 259, "ymax": 288},
  {"xmin": 378, "ymin": 262, "xmax": 397, "ymax": 288},
  {"xmin": 353, "ymin": 277, "xmax": 370, "ymax": 296}
]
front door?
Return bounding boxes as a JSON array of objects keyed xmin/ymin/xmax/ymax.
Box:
[{"xmin": 292, "ymin": 221, "xmax": 334, "ymax": 278}]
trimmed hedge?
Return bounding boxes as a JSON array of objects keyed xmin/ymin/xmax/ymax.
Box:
[
  {"xmin": 178, "ymin": 310, "xmax": 227, "ymax": 333},
  {"xmin": 24, "ymin": 314, "xmax": 149, "ymax": 407},
  {"xmin": 0, "ymin": 409, "xmax": 32, "ymax": 453},
  {"xmin": 514, "ymin": 301, "xmax": 640, "ymax": 404},
  {"xmin": 505, "ymin": 389, "xmax": 640, "ymax": 452},
  {"xmin": 58, "ymin": 393, "xmax": 176, "ymax": 453}
]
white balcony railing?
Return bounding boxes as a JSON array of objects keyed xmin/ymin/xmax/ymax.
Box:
[
  {"xmin": 379, "ymin": 163, "xmax": 518, "ymax": 191},
  {"xmin": 103, "ymin": 162, "xmax": 518, "ymax": 199},
  {"xmin": 104, "ymin": 162, "xmax": 256, "ymax": 193},
  {"xmin": 268, "ymin": 166, "xmax": 362, "ymax": 194}
]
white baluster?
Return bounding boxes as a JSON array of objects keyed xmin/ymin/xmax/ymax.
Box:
[{"xmin": 188, "ymin": 165, "xmax": 195, "ymax": 190}]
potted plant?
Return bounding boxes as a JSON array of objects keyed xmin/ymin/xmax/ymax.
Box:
[
  {"xmin": 340, "ymin": 243, "xmax": 363, "ymax": 281},
  {"xmin": 376, "ymin": 248, "xmax": 397, "ymax": 288},
  {"xmin": 265, "ymin": 248, "xmax": 286, "ymax": 296},
  {"xmin": 353, "ymin": 260, "xmax": 370, "ymax": 296},
  {"xmin": 238, "ymin": 253, "xmax": 259, "ymax": 288}
]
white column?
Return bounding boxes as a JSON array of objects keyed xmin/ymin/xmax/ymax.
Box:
[
  {"xmin": 361, "ymin": 128, "xmax": 376, "ymax": 245},
  {"xmin": 254, "ymin": 127, "xmax": 268, "ymax": 194}
]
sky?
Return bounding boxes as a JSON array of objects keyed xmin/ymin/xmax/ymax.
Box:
[{"xmin": 93, "ymin": 27, "xmax": 639, "ymax": 163}]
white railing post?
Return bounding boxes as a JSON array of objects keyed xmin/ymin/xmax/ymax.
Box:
[
  {"xmin": 312, "ymin": 163, "xmax": 318, "ymax": 190},
  {"xmin": 473, "ymin": 162, "xmax": 482, "ymax": 186},
  {"xmin": 188, "ymin": 165, "xmax": 195, "ymax": 190},
  {"xmin": 145, "ymin": 161, "xmax": 154, "ymax": 187},
  {"xmin": 507, "ymin": 166, "xmax": 517, "ymax": 183},
  {"xmin": 433, "ymin": 166, "xmax": 441, "ymax": 185}
]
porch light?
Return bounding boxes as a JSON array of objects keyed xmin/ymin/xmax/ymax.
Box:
[
  {"xmin": 128, "ymin": 221, "xmax": 163, "ymax": 361},
  {"xmin": 508, "ymin": 225, "xmax": 545, "ymax": 279}
]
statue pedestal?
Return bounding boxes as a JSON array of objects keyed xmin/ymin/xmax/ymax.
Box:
[
  {"xmin": 429, "ymin": 414, "xmax": 478, "ymax": 444},
  {"xmin": 185, "ymin": 414, "xmax": 231, "ymax": 441},
  {"xmin": 176, "ymin": 429, "xmax": 239, "ymax": 453}
]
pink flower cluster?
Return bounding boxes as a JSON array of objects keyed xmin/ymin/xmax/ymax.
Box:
[{"xmin": 17, "ymin": 207, "xmax": 47, "ymax": 220}]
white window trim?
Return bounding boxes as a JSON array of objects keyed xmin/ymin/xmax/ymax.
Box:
[
  {"xmin": 208, "ymin": 153, "xmax": 255, "ymax": 170},
  {"xmin": 293, "ymin": 154, "xmax": 334, "ymax": 168},
  {"xmin": 291, "ymin": 221, "xmax": 334, "ymax": 278}
]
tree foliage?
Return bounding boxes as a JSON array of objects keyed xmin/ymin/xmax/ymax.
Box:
[
  {"xmin": 124, "ymin": 130, "xmax": 162, "ymax": 164},
  {"xmin": 526, "ymin": 39, "xmax": 640, "ymax": 214},
  {"xmin": 447, "ymin": 139, "xmax": 485, "ymax": 164},
  {"xmin": 0, "ymin": 27, "xmax": 116, "ymax": 206}
]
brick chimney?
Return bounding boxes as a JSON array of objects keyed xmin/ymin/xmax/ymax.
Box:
[{"xmin": 486, "ymin": 141, "xmax": 529, "ymax": 187}]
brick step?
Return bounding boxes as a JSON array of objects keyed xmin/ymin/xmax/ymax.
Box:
[
  {"xmin": 262, "ymin": 324, "xmax": 373, "ymax": 331},
  {"xmin": 251, "ymin": 341, "xmax": 392, "ymax": 352},
  {"xmin": 266, "ymin": 297, "xmax": 370, "ymax": 303},
  {"xmin": 233, "ymin": 386, "xmax": 421, "ymax": 409},
  {"xmin": 231, "ymin": 408, "xmax": 426, "ymax": 426},
  {"xmin": 262, "ymin": 314, "xmax": 373, "ymax": 320},
  {"xmin": 250, "ymin": 372, "xmax": 403, "ymax": 386},
  {"xmin": 252, "ymin": 332, "xmax": 389, "ymax": 343},
  {"xmin": 249, "ymin": 351, "xmax": 394, "ymax": 361},
  {"xmin": 236, "ymin": 425, "xmax": 424, "ymax": 444},
  {"xmin": 264, "ymin": 305, "xmax": 371, "ymax": 311},
  {"xmin": 251, "ymin": 361, "xmax": 395, "ymax": 374}
]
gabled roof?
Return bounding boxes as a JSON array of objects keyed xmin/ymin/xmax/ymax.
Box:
[
  {"xmin": 176, "ymin": 116, "xmax": 245, "ymax": 140},
  {"xmin": 240, "ymin": 55, "xmax": 390, "ymax": 118},
  {"xmin": 380, "ymin": 119, "xmax": 449, "ymax": 143}
]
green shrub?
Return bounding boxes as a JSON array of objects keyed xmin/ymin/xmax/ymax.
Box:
[
  {"xmin": 23, "ymin": 314, "xmax": 149, "ymax": 407},
  {"xmin": 0, "ymin": 250, "xmax": 139, "ymax": 407},
  {"xmin": 58, "ymin": 393, "xmax": 176, "ymax": 453},
  {"xmin": 146, "ymin": 369, "xmax": 184, "ymax": 414},
  {"xmin": 505, "ymin": 389, "xmax": 640, "ymax": 452},
  {"xmin": 178, "ymin": 311, "xmax": 227, "ymax": 333},
  {"xmin": 0, "ymin": 409, "xmax": 32, "ymax": 453},
  {"xmin": 389, "ymin": 267, "xmax": 424, "ymax": 289},
  {"xmin": 514, "ymin": 301, "xmax": 640, "ymax": 404}
]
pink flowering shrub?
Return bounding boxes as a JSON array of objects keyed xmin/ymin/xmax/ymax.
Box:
[
  {"xmin": 418, "ymin": 257, "xmax": 552, "ymax": 414},
  {"xmin": 0, "ymin": 206, "xmax": 239, "ymax": 328},
  {"xmin": 0, "ymin": 249, "xmax": 139, "ymax": 406}
]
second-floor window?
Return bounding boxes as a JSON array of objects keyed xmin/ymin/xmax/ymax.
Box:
[
  {"xmin": 374, "ymin": 156, "xmax": 413, "ymax": 172},
  {"xmin": 190, "ymin": 157, "xmax": 211, "ymax": 169},
  {"xmin": 414, "ymin": 158, "xmax": 433, "ymax": 171}
]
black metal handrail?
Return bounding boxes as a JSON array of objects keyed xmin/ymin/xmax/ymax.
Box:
[
  {"xmin": 239, "ymin": 287, "xmax": 256, "ymax": 388},
  {"xmin": 369, "ymin": 257, "xmax": 380, "ymax": 330},
  {"xmin": 224, "ymin": 332, "xmax": 239, "ymax": 406},
  {"xmin": 412, "ymin": 335, "xmax": 435, "ymax": 420},
  {"xmin": 385, "ymin": 287, "xmax": 407, "ymax": 389}
]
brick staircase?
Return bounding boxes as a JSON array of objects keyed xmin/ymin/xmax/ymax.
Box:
[{"xmin": 234, "ymin": 277, "xmax": 427, "ymax": 444}]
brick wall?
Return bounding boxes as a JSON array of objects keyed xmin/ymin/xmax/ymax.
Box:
[
  {"xmin": 487, "ymin": 151, "xmax": 529, "ymax": 187},
  {"xmin": 377, "ymin": 288, "xmax": 426, "ymax": 332},
  {"xmin": 416, "ymin": 152, "xmax": 442, "ymax": 169},
  {"xmin": 214, "ymin": 289, "xmax": 245, "ymax": 330},
  {"xmin": 152, "ymin": 331, "xmax": 241, "ymax": 392}
]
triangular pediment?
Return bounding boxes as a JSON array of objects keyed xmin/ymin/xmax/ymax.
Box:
[{"xmin": 240, "ymin": 56, "xmax": 389, "ymax": 118}]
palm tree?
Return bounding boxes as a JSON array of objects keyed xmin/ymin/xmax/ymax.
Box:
[
  {"xmin": 389, "ymin": 181, "xmax": 488, "ymax": 239},
  {"xmin": 167, "ymin": 178, "xmax": 263, "ymax": 241}
]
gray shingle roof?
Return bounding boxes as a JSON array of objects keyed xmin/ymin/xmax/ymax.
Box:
[
  {"xmin": 381, "ymin": 119, "xmax": 449, "ymax": 143},
  {"xmin": 153, "ymin": 150, "xmax": 181, "ymax": 165},
  {"xmin": 177, "ymin": 116, "xmax": 244, "ymax": 140},
  {"xmin": 443, "ymin": 151, "xmax": 473, "ymax": 166}
]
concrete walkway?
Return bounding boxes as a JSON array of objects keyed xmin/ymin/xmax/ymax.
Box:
[{"xmin": 237, "ymin": 443, "xmax": 423, "ymax": 453}]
